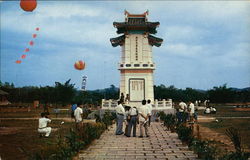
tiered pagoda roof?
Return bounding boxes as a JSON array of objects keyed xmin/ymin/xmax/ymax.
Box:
[
  {"xmin": 110, "ymin": 35, "xmax": 125, "ymax": 47},
  {"xmin": 110, "ymin": 34, "xmax": 163, "ymax": 47},
  {"xmin": 110, "ymin": 11, "xmax": 163, "ymax": 47},
  {"xmin": 148, "ymin": 35, "xmax": 163, "ymax": 47}
]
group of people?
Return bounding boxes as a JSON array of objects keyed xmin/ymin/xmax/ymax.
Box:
[
  {"xmin": 177, "ymin": 101, "xmax": 198, "ymax": 123},
  {"xmin": 38, "ymin": 103, "xmax": 84, "ymax": 138},
  {"xmin": 115, "ymin": 99, "xmax": 153, "ymax": 138},
  {"xmin": 204, "ymin": 106, "xmax": 217, "ymax": 114}
]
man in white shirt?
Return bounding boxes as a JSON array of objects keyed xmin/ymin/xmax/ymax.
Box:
[
  {"xmin": 38, "ymin": 112, "xmax": 52, "ymax": 137},
  {"xmin": 178, "ymin": 101, "xmax": 187, "ymax": 122},
  {"xmin": 74, "ymin": 104, "xmax": 83, "ymax": 129},
  {"xmin": 204, "ymin": 107, "xmax": 211, "ymax": 114},
  {"xmin": 126, "ymin": 106, "xmax": 138, "ymax": 137},
  {"xmin": 138, "ymin": 100, "xmax": 150, "ymax": 138},
  {"xmin": 115, "ymin": 100, "xmax": 125, "ymax": 135},
  {"xmin": 188, "ymin": 102, "xmax": 195, "ymax": 122},
  {"xmin": 147, "ymin": 100, "xmax": 153, "ymax": 126}
]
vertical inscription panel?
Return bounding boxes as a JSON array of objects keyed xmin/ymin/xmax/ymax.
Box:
[{"xmin": 129, "ymin": 78, "xmax": 145, "ymax": 102}]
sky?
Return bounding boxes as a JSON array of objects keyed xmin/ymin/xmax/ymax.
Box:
[{"xmin": 0, "ymin": 1, "xmax": 250, "ymax": 90}]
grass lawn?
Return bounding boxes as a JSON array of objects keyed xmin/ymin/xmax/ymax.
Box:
[
  {"xmin": 0, "ymin": 107, "xmax": 74, "ymax": 160},
  {"xmin": 198, "ymin": 105, "xmax": 250, "ymax": 152},
  {"xmin": 198, "ymin": 105, "xmax": 250, "ymax": 117},
  {"xmin": 0, "ymin": 107, "xmax": 71, "ymax": 118}
]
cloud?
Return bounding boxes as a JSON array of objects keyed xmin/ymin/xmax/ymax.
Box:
[
  {"xmin": 1, "ymin": 2, "xmax": 118, "ymax": 47},
  {"xmin": 1, "ymin": 1, "xmax": 250, "ymax": 90},
  {"xmin": 162, "ymin": 25, "xmax": 210, "ymax": 44},
  {"xmin": 161, "ymin": 43, "xmax": 203, "ymax": 57}
]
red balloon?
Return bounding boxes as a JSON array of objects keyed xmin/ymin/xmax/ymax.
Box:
[
  {"xmin": 32, "ymin": 34, "xmax": 37, "ymax": 38},
  {"xmin": 24, "ymin": 48, "xmax": 30, "ymax": 52},
  {"xmin": 20, "ymin": 0, "xmax": 37, "ymax": 12},
  {"xmin": 29, "ymin": 41, "xmax": 34, "ymax": 46},
  {"xmin": 74, "ymin": 60, "xmax": 86, "ymax": 70},
  {"xmin": 36, "ymin": 27, "xmax": 39, "ymax": 31},
  {"xmin": 16, "ymin": 60, "xmax": 22, "ymax": 64},
  {"xmin": 21, "ymin": 54, "xmax": 26, "ymax": 59}
]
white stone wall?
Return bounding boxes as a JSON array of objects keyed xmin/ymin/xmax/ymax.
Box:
[
  {"xmin": 120, "ymin": 72, "xmax": 154, "ymax": 102},
  {"xmin": 122, "ymin": 34, "xmax": 153, "ymax": 65},
  {"xmin": 119, "ymin": 34, "xmax": 155, "ymax": 102}
]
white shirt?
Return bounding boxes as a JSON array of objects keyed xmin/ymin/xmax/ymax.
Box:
[
  {"xmin": 74, "ymin": 107, "xmax": 83, "ymax": 123},
  {"xmin": 189, "ymin": 103, "xmax": 195, "ymax": 114},
  {"xmin": 115, "ymin": 104, "xmax": 125, "ymax": 115},
  {"xmin": 147, "ymin": 103, "xmax": 153, "ymax": 116},
  {"xmin": 205, "ymin": 107, "xmax": 211, "ymax": 114},
  {"xmin": 38, "ymin": 117, "xmax": 51, "ymax": 129},
  {"xmin": 129, "ymin": 107, "xmax": 137, "ymax": 116},
  {"xmin": 195, "ymin": 101, "xmax": 198, "ymax": 106},
  {"xmin": 179, "ymin": 102, "xmax": 187, "ymax": 112},
  {"xmin": 138, "ymin": 105, "xmax": 150, "ymax": 122}
]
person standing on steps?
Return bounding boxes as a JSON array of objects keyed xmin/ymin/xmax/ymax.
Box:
[
  {"xmin": 188, "ymin": 101, "xmax": 195, "ymax": 122},
  {"xmin": 115, "ymin": 100, "xmax": 125, "ymax": 135},
  {"xmin": 138, "ymin": 100, "xmax": 150, "ymax": 138},
  {"xmin": 178, "ymin": 101, "xmax": 187, "ymax": 123},
  {"xmin": 126, "ymin": 106, "xmax": 138, "ymax": 137},
  {"xmin": 147, "ymin": 99, "xmax": 153, "ymax": 126},
  {"xmin": 120, "ymin": 93, "xmax": 125, "ymax": 104},
  {"xmin": 125, "ymin": 94, "xmax": 130, "ymax": 105}
]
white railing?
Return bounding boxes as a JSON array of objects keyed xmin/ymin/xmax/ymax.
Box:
[
  {"xmin": 101, "ymin": 99, "xmax": 118, "ymax": 110},
  {"xmin": 101, "ymin": 99, "xmax": 173, "ymax": 110},
  {"xmin": 153, "ymin": 99, "xmax": 173, "ymax": 109}
]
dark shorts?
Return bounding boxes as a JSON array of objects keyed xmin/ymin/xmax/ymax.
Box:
[{"xmin": 71, "ymin": 111, "xmax": 74, "ymax": 118}]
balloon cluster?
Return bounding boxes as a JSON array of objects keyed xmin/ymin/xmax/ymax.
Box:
[{"xmin": 16, "ymin": 27, "xmax": 40, "ymax": 64}]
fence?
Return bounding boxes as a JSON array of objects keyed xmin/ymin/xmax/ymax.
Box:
[{"xmin": 101, "ymin": 99, "xmax": 173, "ymax": 110}]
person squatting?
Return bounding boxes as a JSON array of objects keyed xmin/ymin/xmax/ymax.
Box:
[{"xmin": 38, "ymin": 112, "xmax": 52, "ymax": 138}]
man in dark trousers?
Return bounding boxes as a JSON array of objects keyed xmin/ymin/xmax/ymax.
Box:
[
  {"xmin": 126, "ymin": 106, "xmax": 138, "ymax": 137},
  {"xmin": 115, "ymin": 100, "xmax": 125, "ymax": 135}
]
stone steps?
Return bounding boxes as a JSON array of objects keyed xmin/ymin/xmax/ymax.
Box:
[{"xmin": 77, "ymin": 122, "xmax": 199, "ymax": 160}]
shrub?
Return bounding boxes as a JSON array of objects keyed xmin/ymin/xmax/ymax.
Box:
[
  {"xmin": 176, "ymin": 124, "xmax": 193, "ymax": 145},
  {"xmin": 219, "ymin": 152, "xmax": 250, "ymax": 160},
  {"xmin": 219, "ymin": 127, "xmax": 250, "ymax": 160},
  {"xmin": 157, "ymin": 111, "xmax": 166, "ymax": 121},
  {"xmin": 225, "ymin": 127, "xmax": 242, "ymax": 154},
  {"xmin": 79, "ymin": 122, "xmax": 106, "ymax": 145},
  {"xmin": 102, "ymin": 111, "xmax": 116, "ymax": 129},
  {"xmin": 163, "ymin": 114, "xmax": 177, "ymax": 132},
  {"xmin": 191, "ymin": 139, "xmax": 217, "ymax": 160},
  {"xmin": 32, "ymin": 122, "xmax": 107, "ymax": 160}
]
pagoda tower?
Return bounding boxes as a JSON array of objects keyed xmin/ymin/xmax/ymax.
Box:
[{"xmin": 110, "ymin": 11, "xmax": 163, "ymax": 105}]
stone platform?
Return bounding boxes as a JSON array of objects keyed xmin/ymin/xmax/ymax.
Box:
[{"xmin": 76, "ymin": 122, "xmax": 199, "ymax": 160}]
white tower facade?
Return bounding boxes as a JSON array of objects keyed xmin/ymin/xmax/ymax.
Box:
[{"xmin": 110, "ymin": 11, "xmax": 163, "ymax": 106}]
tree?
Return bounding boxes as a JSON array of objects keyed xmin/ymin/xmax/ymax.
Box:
[
  {"xmin": 54, "ymin": 79, "xmax": 76, "ymax": 105},
  {"xmin": 208, "ymin": 84, "xmax": 235, "ymax": 103}
]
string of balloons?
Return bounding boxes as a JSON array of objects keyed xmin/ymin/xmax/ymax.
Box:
[
  {"xmin": 15, "ymin": 0, "xmax": 38, "ymax": 64},
  {"xmin": 15, "ymin": 27, "xmax": 40, "ymax": 64}
]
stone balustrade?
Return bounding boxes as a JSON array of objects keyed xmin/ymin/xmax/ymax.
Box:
[{"xmin": 101, "ymin": 99, "xmax": 173, "ymax": 110}]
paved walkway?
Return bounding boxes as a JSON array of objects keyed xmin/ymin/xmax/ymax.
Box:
[{"xmin": 76, "ymin": 122, "xmax": 199, "ymax": 160}]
